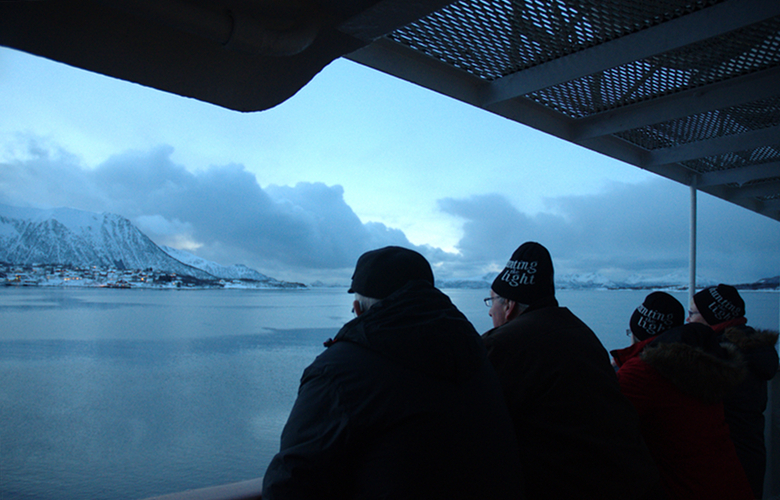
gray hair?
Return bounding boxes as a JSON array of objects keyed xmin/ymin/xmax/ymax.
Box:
[
  {"xmin": 354, "ymin": 293, "xmax": 381, "ymax": 313},
  {"xmin": 496, "ymin": 295, "xmax": 530, "ymax": 316}
]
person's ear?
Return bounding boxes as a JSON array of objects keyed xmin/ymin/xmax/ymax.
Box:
[
  {"xmin": 505, "ymin": 300, "xmax": 519, "ymax": 320},
  {"xmin": 353, "ymin": 300, "xmax": 363, "ymax": 317}
]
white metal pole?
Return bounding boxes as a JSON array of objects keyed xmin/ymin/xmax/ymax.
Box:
[{"xmin": 688, "ymin": 185, "xmax": 697, "ymax": 308}]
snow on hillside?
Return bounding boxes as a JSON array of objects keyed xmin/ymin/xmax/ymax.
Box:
[
  {"xmin": 160, "ymin": 245, "xmax": 282, "ymax": 283},
  {"xmin": 0, "ymin": 204, "xmax": 213, "ymax": 279}
]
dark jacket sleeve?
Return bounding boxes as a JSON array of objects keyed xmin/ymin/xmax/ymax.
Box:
[{"xmin": 262, "ymin": 362, "xmax": 352, "ymax": 500}]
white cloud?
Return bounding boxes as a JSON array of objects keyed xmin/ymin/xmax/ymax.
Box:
[
  {"xmin": 0, "ymin": 139, "xmax": 426, "ymax": 280},
  {"xmin": 134, "ymin": 215, "xmax": 201, "ymax": 251},
  {"xmin": 440, "ymin": 179, "xmax": 779, "ymax": 283},
  {"xmin": 1, "ymin": 137, "xmax": 777, "ymax": 285}
]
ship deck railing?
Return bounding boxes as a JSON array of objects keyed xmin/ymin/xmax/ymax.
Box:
[{"xmin": 144, "ymin": 369, "xmax": 780, "ymax": 500}]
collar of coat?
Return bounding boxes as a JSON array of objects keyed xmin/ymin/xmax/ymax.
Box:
[
  {"xmin": 710, "ymin": 316, "xmax": 747, "ymax": 334},
  {"xmin": 325, "ymin": 280, "xmax": 485, "ymax": 383}
]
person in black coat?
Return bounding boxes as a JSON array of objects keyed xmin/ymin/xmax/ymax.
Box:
[
  {"xmin": 482, "ymin": 242, "xmax": 661, "ymax": 500},
  {"xmin": 690, "ymin": 284, "xmax": 779, "ymax": 498},
  {"xmin": 262, "ymin": 246, "xmax": 524, "ymax": 500}
]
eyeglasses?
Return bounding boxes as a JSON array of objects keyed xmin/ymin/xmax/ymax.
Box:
[
  {"xmin": 688, "ymin": 310, "xmax": 700, "ymax": 317},
  {"xmin": 483, "ymin": 296, "xmax": 503, "ymax": 307}
]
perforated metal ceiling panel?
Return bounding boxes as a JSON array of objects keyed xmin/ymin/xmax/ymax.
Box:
[{"xmin": 349, "ymin": 0, "xmax": 780, "ymax": 220}]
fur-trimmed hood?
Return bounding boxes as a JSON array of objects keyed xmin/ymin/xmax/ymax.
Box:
[
  {"xmin": 640, "ymin": 323, "xmax": 746, "ymax": 404},
  {"xmin": 723, "ymin": 326, "xmax": 779, "ymax": 350},
  {"xmin": 721, "ymin": 326, "xmax": 779, "ymax": 380}
]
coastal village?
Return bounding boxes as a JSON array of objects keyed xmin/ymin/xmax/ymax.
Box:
[
  {"xmin": 3, "ymin": 261, "xmax": 778, "ymax": 291},
  {"xmin": 0, "ymin": 263, "xmax": 302, "ymax": 289}
]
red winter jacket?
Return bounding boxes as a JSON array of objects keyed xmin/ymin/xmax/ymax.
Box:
[{"xmin": 612, "ymin": 323, "xmax": 754, "ymax": 500}]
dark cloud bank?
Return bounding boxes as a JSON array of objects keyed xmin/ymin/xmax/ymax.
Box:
[{"xmin": 1, "ymin": 140, "xmax": 777, "ymax": 284}]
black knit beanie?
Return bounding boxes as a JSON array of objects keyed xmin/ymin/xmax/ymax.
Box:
[
  {"xmin": 693, "ymin": 284, "xmax": 745, "ymax": 325},
  {"xmin": 491, "ymin": 242, "xmax": 554, "ymax": 305},
  {"xmin": 630, "ymin": 291, "xmax": 685, "ymax": 341}
]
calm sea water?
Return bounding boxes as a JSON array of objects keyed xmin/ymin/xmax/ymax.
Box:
[{"xmin": 1, "ymin": 287, "xmax": 778, "ymax": 500}]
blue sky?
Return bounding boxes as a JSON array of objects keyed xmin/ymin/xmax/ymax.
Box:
[{"xmin": 0, "ymin": 46, "xmax": 778, "ymax": 285}]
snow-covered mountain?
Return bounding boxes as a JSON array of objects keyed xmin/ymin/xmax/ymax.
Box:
[
  {"xmin": 160, "ymin": 245, "xmax": 286, "ymax": 284},
  {"xmin": 0, "ymin": 204, "xmax": 213, "ymax": 280},
  {"xmin": 437, "ymin": 272, "xmax": 492, "ymax": 289},
  {"xmin": 620, "ymin": 271, "xmax": 717, "ymax": 290},
  {"xmin": 438, "ymin": 274, "xmax": 623, "ymax": 290},
  {"xmin": 436, "ymin": 271, "xmax": 726, "ymax": 290},
  {"xmin": 556, "ymin": 272, "xmax": 617, "ymax": 289}
]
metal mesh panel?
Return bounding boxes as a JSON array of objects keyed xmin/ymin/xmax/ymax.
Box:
[
  {"xmin": 389, "ymin": 0, "xmax": 720, "ymax": 80},
  {"xmin": 680, "ymin": 144, "xmax": 780, "ymax": 174},
  {"xmin": 528, "ymin": 16, "xmax": 780, "ymax": 117},
  {"xmin": 757, "ymin": 190, "xmax": 780, "ymax": 201},
  {"xmin": 744, "ymin": 177, "xmax": 780, "ymax": 186},
  {"xmin": 615, "ymin": 96, "xmax": 780, "ymax": 150},
  {"xmin": 745, "ymin": 177, "xmax": 780, "ymax": 203},
  {"xmin": 383, "ymin": 0, "xmax": 780, "ymax": 218}
]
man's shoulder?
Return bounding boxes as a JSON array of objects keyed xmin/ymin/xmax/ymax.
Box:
[
  {"xmin": 528, "ymin": 304, "xmax": 582, "ymax": 320},
  {"xmin": 298, "ymin": 340, "xmax": 394, "ymax": 401},
  {"xmin": 482, "ymin": 306, "xmax": 556, "ymax": 344},
  {"xmin": 303, "ymin": 339, "xmax": 371, "ymax": 375},
  {"xmin": 487, "ymin": 305, "xmax": 584, "ymax": 334},
  {"xmin": 482, "ymin": 306, "xmax": 597, "ymax": 356}
]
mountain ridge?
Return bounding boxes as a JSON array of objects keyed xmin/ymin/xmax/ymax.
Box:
[
  {"xmin": 0, "ymin": 204, "xmax": 299, "ymax": 285},
  {"xmin": 0, "ymin": 205, "xmax": 216, "ymax": 280}
]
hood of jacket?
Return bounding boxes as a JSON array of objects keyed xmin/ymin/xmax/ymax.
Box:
[
  {"xmin": 640, "ymin": 323, "xmax": 746, "ymax": 404},
  {"xmin": 722, "ymin": 326, "xmax": 779, "ymax": 380},
  {"xmin": 331, "ymin": 280, "xmax": 485, "ymax": 382}
]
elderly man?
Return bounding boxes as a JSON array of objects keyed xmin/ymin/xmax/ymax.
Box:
[
  {"xmin": 262, "ymin": 246, "xmax": 523, "ymax": 500},
  {"xmin": 482, "ymin": 241, "xmax": 661, "ymax": 500}
]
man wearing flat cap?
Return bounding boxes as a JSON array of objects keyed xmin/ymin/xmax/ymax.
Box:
[
  {"xmin": 263, "ymin": 246, "xmax": 523, "ymax": 500},
  {"xmin": 482, "ymin": 242, "xmax": 661, "ymax": 500}
]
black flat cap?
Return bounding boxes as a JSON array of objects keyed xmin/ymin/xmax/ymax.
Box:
[{"xmin": 348, "ymin": 246, "xmax": 433, "ymax": 299}]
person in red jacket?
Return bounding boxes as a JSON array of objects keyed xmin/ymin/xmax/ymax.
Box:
[{"xmin": 612, "ymin": 292, "xmax": 753, "ymax": 500}]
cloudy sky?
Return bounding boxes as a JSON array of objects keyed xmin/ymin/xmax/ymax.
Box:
[{"xmin": 0, "ymin": 46, "xmax": 777, "ymax": 285}]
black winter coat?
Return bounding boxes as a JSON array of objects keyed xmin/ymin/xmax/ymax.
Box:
[
  {"xmin": 720, "ymin": 325, "xmax": 779, "ymax": 498},
  {"xmin": 482, "ymin": 297, "xmax": 661, "ymax": 500},
  {"xmin": 262, "ymin": 281, "xmax": 524, "ymax": 500}
]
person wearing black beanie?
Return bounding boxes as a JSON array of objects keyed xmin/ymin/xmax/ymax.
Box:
[
  {"xmin": 628, "ymin": 291, "xmax": 685, "ymax": 342},
  {"xmin": 688, "ymin": 284, "xmax": 779, "ymax": 498},
  {"xmin": 482, "ymin": 241, "xmax": 662, "ymax": 500},
  {"xmin": 490, "ymin": 241, "xmax": 555, "ymax": 307},
  {"xmin": 611, "ymin": 322, "xmax": 753, "ymax": 500},
  {"xmin": 689, "ymin": 284, "xmax": 745, "ymax": 328}
]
